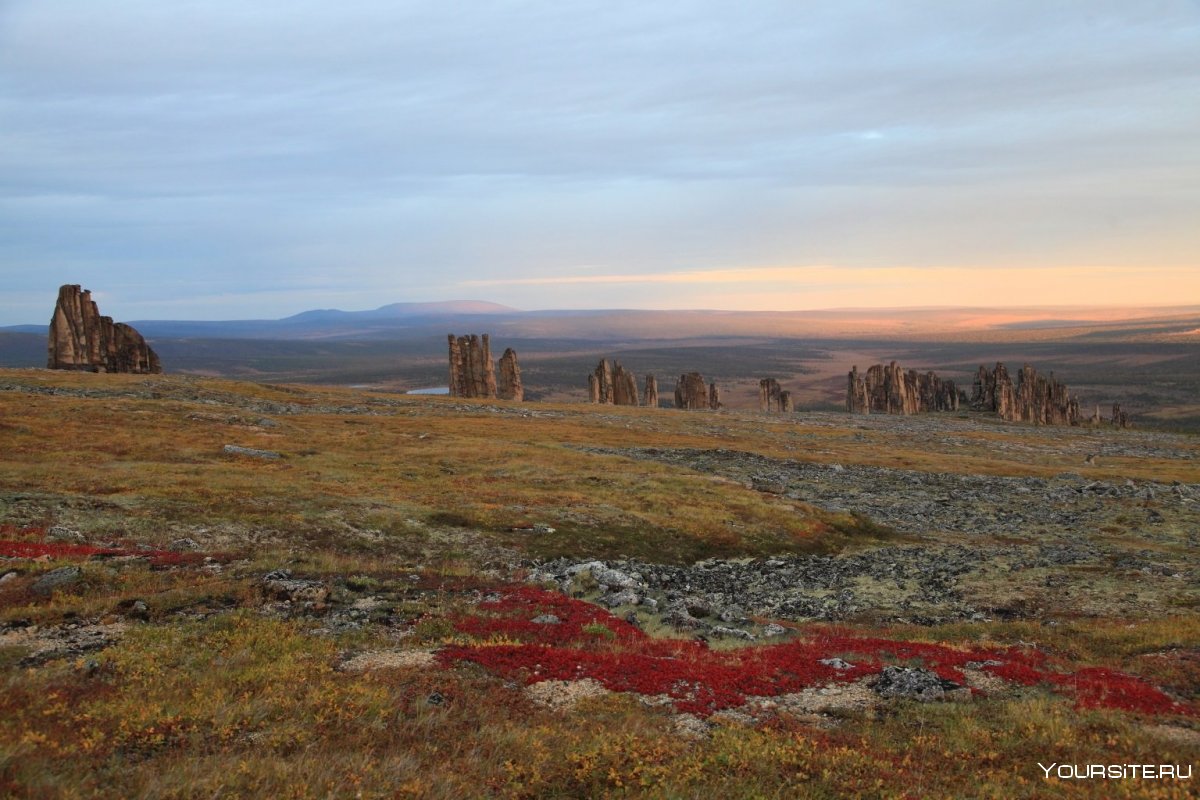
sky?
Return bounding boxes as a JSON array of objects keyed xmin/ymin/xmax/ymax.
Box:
[{"xmin": 2, "ymin": 1, "xmax": 1199, "ymax": 324}]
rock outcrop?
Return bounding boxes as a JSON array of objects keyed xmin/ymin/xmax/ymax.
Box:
[
  {"xmin": 497, "ymin": 348, "xmax": 523, "ymax": 401},
  {"xmin": 758, "ymin": 379, "xmax": 793, "ymax": 413},
  {"xmin": 588, "ymin": 359, "xmax": 612, "ymax": 404},
  {"xmin": 1111, "ymin": 403, "xmax": 1130, "ymax": 429},
  {"xmin": 674, "ymin": 372, "xmax": 709, "ymax": 410},
  {"xmin": 588, "ymin": 359, "xmax": 638, "ymax": 405},
  {"xmin": 708, "ymin": 382, "xmax": 722, "ymax": 410},
  {"xmin": 846, "ymin": 362, "xmax": 958, "ymax": 415},
  {"xmin": 612, "ymin": 362, "xmax": 639, "ymax": 406},
  {"xmin": 971, "ymin": 363, "xmax": 1080, "ymax": 425},
  {"xmin": 448, "ymin": 334, "xmax": 497, "ymax": 398},
  {"xmin": 644, "ymin": 375, "xmax": 659, "ymax": 408},
  {"xmin": 47, "ymin": 285, "xmax": 161, "ymax": 374},
  {"xmin": 759, "ymin": 379, "xmax": 781, "ymax": 412}
]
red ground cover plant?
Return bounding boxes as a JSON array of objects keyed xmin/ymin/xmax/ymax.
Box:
[
  {"xmin": 439, "ymin": 587, "xmax": 1197, "ymax": 718},
  {"xmin": 0, "ymin": 526, "xmax": 225, "ymax": 568}
]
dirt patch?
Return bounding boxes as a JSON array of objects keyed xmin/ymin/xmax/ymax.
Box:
[
  {"xmin": 525, "ymin": 678, "xmax": 610, "ymax": 711},
  {"xmin": 338, "ymin": 649, "xmax": 437, "ymax": 673}
]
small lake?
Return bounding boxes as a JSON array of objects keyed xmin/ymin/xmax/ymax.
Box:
[{"xmin": 406, "ymin": 387, "xmax": 450, "ymax": 395}]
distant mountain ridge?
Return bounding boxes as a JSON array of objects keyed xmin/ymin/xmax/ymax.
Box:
[
  {"xmin": 281, "ymin": 300, "xmax": 519, "ymax": 323},
  {"xmin": 3, "ymin": 302, "xmax": 1199, "ymax": 344}
]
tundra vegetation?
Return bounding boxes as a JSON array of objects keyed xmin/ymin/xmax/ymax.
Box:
[{"xmin": 0, "ymin": 369, "xmax": 1196, "ymax": 798}]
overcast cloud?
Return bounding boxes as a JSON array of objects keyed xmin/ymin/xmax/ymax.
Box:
[{"xmin": 2, "ymin": 1, "xmax": 1198, "ymax": 322}]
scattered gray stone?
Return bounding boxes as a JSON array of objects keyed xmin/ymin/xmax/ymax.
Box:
[
  {"xmin": 167, "ymin": 537, "xmax": 200, "ymax": 552},
  {"xmin": 531, "ymin": 614, "xmax": 561, "ymax": 625},
  {"xmin": 129, "ymin": 600, "xmax": 150, "ymax": 620},
  {"xmin": 873, "ymin": 666, "xmax": 960, "ymax": 701},
  {"xmin": 46, "ymin": 526, "xmax": 85, "ymax": 543},
  {"xmin": 592, "ymin": 566, "xmax": 638, "ymax": 590},
  {"xmin": 0, "ymin": 571, "xmax": 18, "ymax": 585},
  {"xmin": 261, "ymin": 570, "xmax": 330, "ymax": 608},
  {"xmin": 819, "ymin": 657, "xmax": 855, "ymax": 671},
  {"xmin": 601, "ymin": 590, "xmax": 640, "ymax": 608},
  {"xmin": 223, "ymin": 444, "xmax": 282, "ymax": 460},
  {"xmin": 761, "ymin": 623, "xmax": 788, "ymax": 637},
  {"xmin": 710, "ymin": 625, "xmax": 755, "ymax": 640},
  {"xmin": 30, "ymin": 566, "xmax": 82, "ymax": 595}
]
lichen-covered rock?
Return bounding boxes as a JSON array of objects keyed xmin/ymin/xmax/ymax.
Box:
[
  {"xmin": 261, "ymin": 569, "xmax": 330, "ymax": 609},
  {"xmin": 873, "ymin": 666, "xmax": 964, "ymax": 702},
  {"xmin": 30, "ymin": 566, "xmax": 82, "ymax": 596},
  {"xmin": 48, "ymin": 285, "xmax": 160, "ymax": 374}
]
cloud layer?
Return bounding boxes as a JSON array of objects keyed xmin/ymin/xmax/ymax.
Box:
[{"xmin": 2, "ymin": 1, "xmax": 1198, "ymax": 322}]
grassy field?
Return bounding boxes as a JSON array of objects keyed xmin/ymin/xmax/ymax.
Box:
[{"xmin": 0, "ymin": 369, "xmax": 1197, "ymax": 798}]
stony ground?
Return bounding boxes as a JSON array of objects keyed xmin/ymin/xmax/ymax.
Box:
[{"xmin": 536, "ymin": 441, "xmax": 1198, "ymax": 633}]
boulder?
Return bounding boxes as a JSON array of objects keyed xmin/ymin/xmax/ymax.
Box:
[
  {"xmin": 873, "ymin": 666, "xmax": 964, "ymax": 702},
  {"xmin": 30, "ymin": 566, "xmax": 82, "ymax": 596}
]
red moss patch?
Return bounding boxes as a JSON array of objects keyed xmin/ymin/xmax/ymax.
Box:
[
  {"xmin": 438, "ymin": 587, "xmax": 1198, "ymax": 719},
  {"xmin": 0, "ymin": 536, "xmax": 226, "ymax": 568}
]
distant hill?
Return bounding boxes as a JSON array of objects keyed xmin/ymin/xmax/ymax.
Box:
[{"xmin": 0, "ymin": 332, "xmax": 43, "ymax": 366}]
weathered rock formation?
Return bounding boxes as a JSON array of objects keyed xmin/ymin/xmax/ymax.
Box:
[
  {"xmin": 1111, "ymin": 403, "xmax": 1130, "ymax": 429},
  {"xmin": 497, "ymin": 348, "xmax": 523, "ymax": 401},
  {"xmin": 971, "ymin": 362, "xmax": 1080, "ymax": 425},
  {"xmin": 47, "ymin": 285, "xmax": 161, "ymax": 374},
  {"xmin": 644, "ymin": 375, "xmax": 658, "ymax": 408},
  {"xmin": 589, "ymin": 359, "xmax": 612, "ymax": 404},
  {"xmin": 612, "ymin": 362, "xmax": 639, "ymax": 406},
  {"xmin": 759, "ymin": 378, "xmax": 781, "ymax": 412},
  {"xmin": 448, "ymin": 334, "xmax": 497, "ymax": 398},
  {"xmin": 708, "ymin": 382, "xmax": 722, "ymax": 410},
  {"xmin": 779, "ymin": 391, "xmax": 793, "ymax": 413},
  {"xmin": 674, "ymin": 372, "xmax": 709, "ymax": 410},
  {"xmin": 846, "ymin": 362, "xmax": 958, "ymax": 415},
  {"xmin": 588, "ymin": 359, "xmax": 638, "ymax": 405}
]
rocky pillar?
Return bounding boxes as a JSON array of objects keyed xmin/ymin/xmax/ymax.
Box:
[
  {"xmin": 674, "ymin": 372, "xmax": 708, "ymax": 410},
  {"xmin": 448, "ymin": 333, "xmax": 497, "ymax": 398},
  {"xmin": 498, "ymin": 348, "xmax": 523, "ymax": 401},
  {"xmin": 779, "ymin": 391, "xmax": 793, "ymax": 412},
  {"xmin": 590, "ymin": 359, "xmax": 614, "ymax": 404},
  {"xmin": 708, "ymin": 382, "xmax": 721, "ymax": 410},
  {"xmin": 759, "ymin": 378, "xmax": 782, "ymax": 412},
  {"xmin": 644, "ymin": 375, "xmax": 658, "ymax": 408},
  {"xmin": 611, "ymin": 362, "xmax": 639, "ymax": 406},
  {"xmin": 847, "ymin": 366, "xmax": 869, "ymax": 414}
]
